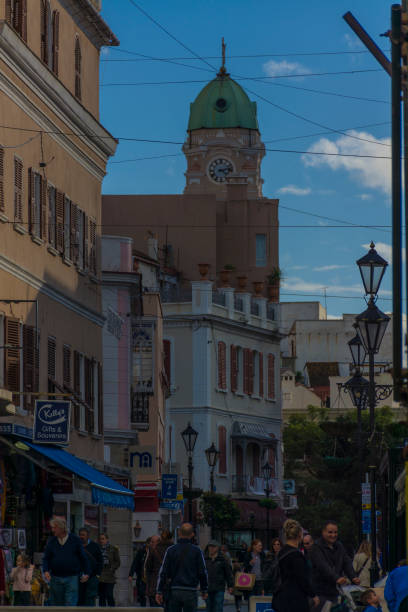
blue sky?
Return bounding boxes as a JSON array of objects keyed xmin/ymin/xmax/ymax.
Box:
[{"xmin": 100, "ymin": 0, "xmax": 393, "ymax": 318}]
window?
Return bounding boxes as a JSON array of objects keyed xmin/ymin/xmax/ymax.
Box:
[
  {"xmin": 132, "ymin": 321, "xmax": 154, "ymax": 393},
  {"xmin": 163, "ymin": 339, "xmax": 171, "ymax": 388},
  {"xmin": 47, "ymin": 336, "xmax": 56, "ymax": 393},
  {"xmin": 4, "ymin": 317, "xmax": 20, "ymax": 396},
  {"xmin": 63, "ymin": 196, "xmax": 71, "ymax": 259},
  {"xmin": 23, "ymin": 324, "xmax": 39, "ymax": 410},
  {"xmin": 55, "ymin": 189, "xmax": 64, "ymax": 253},
  {"xmin": 89, "ymin": 218, "xmax": 97, "ymax": 275},
  {"xmin": 218, "ymin": 425, "xmax": 227, "ymax": 474},
  {"xmin": 14, "ymin": 156, "xmax": 23, "ymax": 223},
  {"xmin": 40, "ymin": 0, "xmax": 50, "ymax": 65},
  {"xmin": 0, "ymin": 147, "xmax": 4, "ymax": 213},
  {"xmin": 77, "ymin": 209, "xmax": 84, "ymax": 269},
  {"xmin": 63, "ymin": 344, "xmax": 71, "ymax": 389},
  {"xmin": 28, "ymin": 168, "xmax": 46, "ymax": 239},
  {"xmin": 51, "ymin": 10, "xmax": 59, "ymax": 74},
  {"xmin": 75, "ymin": 36, "xmax": 82, "ymax": 100},
  {"xmin": 70, "ymin": 201, "xmax": 78, "ymax": 263},
  {"xmin": 217, "ymin": 341, "xmax": 226, "ymax": 390},
  {"xmin": 267, "ymin": 354, "xmax": 275, "ymax": 400},
  {"xmin": 97, "ymin": 362, "xmax": 103, "ymax": 435},
  {"xmin": 73, "ymin": 350, "xmax": 81, "ymax": 428},
  {"xmin": 84, "ymin": 357, "xmax": 94, "ymax": 433},
  {"xmin": 6, "ymin": 0, "xmax": 27, "ymax": 41},
  {"xmin": 48, "ymin": 185, "xmax": 56, "ymax": 247},
  {"xmin": 259, "ymin": 351, "xmax": 264, "ymax": 397},
  {"xmin": 243, "ymin": 348, "xmax": 254, "ymax": 395},
  {"xmin": 230, "ymin": 345, "xmax": 237, "ymax": 393},
  {"xmin": 255, "ymin": 234, "xmax": 267, "ymax": 267},
  {"xmin": 253, "ymin": 351, "xmax": 263, "ymax": 397}
]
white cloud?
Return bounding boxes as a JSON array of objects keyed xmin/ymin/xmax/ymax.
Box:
[
  {"xmin": 344, "ymin": 33, "xmax": 364, "ymax": 50},
  {"xmin": 327, "ymin": 314, "xmax": 342, "ymax": 320},
  {"xmin": 287, "ymin": 265, "xmax": 308, "ymax": 271},
  {"xmin": 301, "ymin": 130, "xmax": 391, "ymax": 195},
  {"xmin": 263, "ymin": 59, "xmax": 310, "ymax": 78},
  {"xmin": 358, "ymin": 193, "xmax": 372, "ymax": 201},
  {"xmin": 277, "ymin": 185, "xmax": 311, "ymax": 196},
  {"xmin": 313, "ymin": 265, "xmax": 349, "ymax": 272},
  {"xmin": 282, "ymin": 276, "xmax": 391, "ymax": 297},
  {"xmin": 361, "ymin": 241, "xmax": 403, "ymax": 264}
]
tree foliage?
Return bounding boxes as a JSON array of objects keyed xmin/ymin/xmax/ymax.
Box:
[{"xmin": 200, "ymin": 493, "xmax": 240, "ymax": 531}]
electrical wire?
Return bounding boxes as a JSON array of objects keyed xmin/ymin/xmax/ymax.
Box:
[{"xmin": 105, "ymin": 48, "xmax": 389, "ymax": 60}]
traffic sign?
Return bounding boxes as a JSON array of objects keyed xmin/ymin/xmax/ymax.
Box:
[
  {"xmin": 160, "ymin": 500, "xmax": 184, "ymax": 511},
  {"xmin": 161, "ymin": 474, "xmax": 178, "ymax": 500}
]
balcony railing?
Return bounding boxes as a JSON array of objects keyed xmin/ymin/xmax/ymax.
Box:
[
  {"xmin": 251, "ymin": 301, "xmax": 259, "ymax": 316},
  {"xmin": 160, "ymin": 286, "xmax": 192, "ymax": 303},
  {"xmin": 232, "ymin": 474, "xmax": 280, "ymax": 496},
  {"xmin": 234, "ymin": 295, "xmax": 244, "ymax": 311},
  {"xmin": 212, "ymin": 291, "xmax": 226, "ymax": 306},
  {"xmin": 266, "ymin": 304, "xmax": 275, "ymax": 321},
  {"xmin": 130, "ymin": 392, "xmax": 149, "ymax": 430}
]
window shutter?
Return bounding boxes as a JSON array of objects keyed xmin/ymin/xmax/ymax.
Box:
[
  {"xmin": 4, "ymin": 317, "xmax": 20, "ymax": 394},
  {"xmin": 5, "ymin": 0, "xmax": 11, "ymax": 23},
  {"xmin": 230, "ymin": 345, "xmax": 237, "ymax": 393},
  {"xmin": 248, "ymin": 350, "xmax": 254, "ymax": 395},
  {"xmin": 0, "ymin": 147, "xmax": 4, "ymax": 213},
  {"xmin": 218, "ymin": 426, "xmax": 227, "ymax": 474},
  {"xmin": 163, "ymin": 339, "xmax": 171, "ymax": 387},
  {"xmin": 52, "ymin": 11, "xmax": 59, "ymax": 75},
  {"xmin": 55, "ymin": 189, "xmax": 64, "ymax": 252},
  {"xmin": 47, "ymin": 336, "xmax": 56, "ymax": 392},
  {"xmin": 268, "ymin": 354, "xmax": 275, "ymax": 400},
  {"xmin": 73, "ymin": 350, "xmax": 80, "ymax": 428},
  {"xmin": 259, "ymin": 352, "xmax": 263, "ymax": 397},
  {"xmin": 41, "ymin": 177, "xmax": 47, "ymax": 240},
  {"xmin": 21, "ymin": 0, "xmax": 27, "ymax": 42},
  {"xmin": 28, "ymin": 167, "xmax": 34, "ymax": 234},
  {"xmin": 23, "ymin": 325, "xmax": 38, "ymax": 409},
  {"xmin": 70, "ymin": 201, "xmax": 77, "ymax": 263},
  {"xmin": 48, "ymin": 185, "xmax": 55, "ymax": 246},
  {"xmin": 62, "ymin": 345, "xmax": 71, "ymax": 388},
  {"xmin": 75, "ymin": 37, "xmax": 82, "ymax": 100},
  {"xmin": 268, "ymin": 447, "xmax": 276, "ymax": 477},
  {"xmin": 243, "ymin": 349, "xmax": 248, "ymax": 395},
  {"xmin": 40, "ymin": 0, "xmax": 49, "ymax": 63},
  {"xmin": 84, "ymin": 357, "xmax": 94, "ymax": 433},
  {"xmin": 83, "ymin": 213, "xmax": 89, "ymax": 269},
  {"xmin": 14, "ymin": 157, "xmax": 23, "ymax": 222},
  {"xmin": 98, "ymin": 362, "xmax": 103, "ymax": 435},
  {"xmin": 217, "ymin": 341, "xmax": 226, "ymax": 390},
  {"xmin": 89, "ymin": 218, "xmax": 96, "ymax": 275}
]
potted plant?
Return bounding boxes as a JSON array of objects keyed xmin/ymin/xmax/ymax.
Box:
[
  {"xmin": 252, "ymin": 281, "xmax": 264, "ymax": 297},
  {"xmin": 236, "ymin": 276, "xmax": 248, "ymax": 292},
  {"xmin": 198, "ymin": 263, "xmax": 210, "ymax": 280},
  {"xmin": 219, "ymin": 265, "xmax": 235, "ymax": 287},
  {"xmin": 267, "ymin": 267, "xmax": 284, "ymax": 302}
]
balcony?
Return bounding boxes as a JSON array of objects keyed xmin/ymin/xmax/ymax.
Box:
[
  {"xmin": 232, "ymin": 474, "xmax": 280, "ymax": 496},
  {"xmin": 130, "ymin": 392, "xmax": 149, "ymax": 431}
]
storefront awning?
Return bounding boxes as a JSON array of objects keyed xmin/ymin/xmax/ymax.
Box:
[{"xmin": 25, "ymin": 442, "xmax": 134, "ymax": 510}]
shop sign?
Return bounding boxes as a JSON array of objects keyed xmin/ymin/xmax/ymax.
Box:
[
  {"xmin": 33, "ymin": 400, "xmax": 70, "ymax": 445},
  {"xmin": 159, "ymin": 500, "xmax": 183, "ymax": 511},
  {"xmin": 129, "ymin": 445, "xmax": 156, "ymax": 476},
  {"xmin": 161, "ymin": 474, "xmax": 178, "ymax": 499},
  {"xmin": 283, "ymin": 479, "xmax": 295, "ymax": 494},
  {"xmin": 0, "ymin": 423, "xmax": 32, "ymax": 439},
  {"xmin": 361, "ymin": 483, "xmax": 371, "ymax": 506}
]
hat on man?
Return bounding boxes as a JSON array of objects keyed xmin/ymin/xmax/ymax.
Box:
[{"xmin": 208, "ymin": 539, "xmax": 220, "ymax": 547}]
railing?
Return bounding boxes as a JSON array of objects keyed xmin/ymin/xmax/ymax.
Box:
[
  {"xmin": 266, "ymin": 304, "xmax": 275, "ymax": 320},
  {"xmin": 130, "ymin": 392, "xmax": 150, "ymax": 430},
  {"xmin": 232, "ymin": 474, "xmax": 280, "ymax": 495},
  {"xmin": 160, "ymin": 286, "xmax": 192, "ymax": 303},
  {"xmin": 234, "ymin": 295, "xmax": 244, "ymax": 311},
  {"xmin": 212, "ymin": 291, "xmax": 226, "ymax": 306},
  {"xmin": 251, "ymin": 301, "xmax": 259, "ymax": 316}
]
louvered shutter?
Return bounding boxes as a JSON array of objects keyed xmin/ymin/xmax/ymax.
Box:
[
  {"xmin": 218, "ymin": 426, "xmax": 227, "ymax": 474},
  {"xmin": 4, "ymin": 317, "xmax": 20, "ymax": 394},
  {"xmin": 28, "ymin": 168, "xmax": 34, "ymax": 234},
  {"xmin": 89, "ymin": 219, "xmax": 96, "ymax": 274},
  {"xmin": 23, "ymin": 325, "xmax": 37, "ymax": 409},
  {"xmin": 47, "ymin": 336, "xmax": 56, "ymax": 392},
  {"xmin": 41, "ymin": 177, "xmax": 47, "ymax": 240},
  {"xmin": 48, "ymin": 186, "xmax": 55, "ymax": 246},
  {"xmin": 230, "ymin": 345, "xmax": 237, "ymax": 392},
  {"xmin": 98, "ymin": 362, "xmax": 103, "ymax": 435},
  {"xmin": 75, "ymin": 37, "xmax": 81, "ymax": 100},
  {"xmin": 84, "ymin": 357, "xmax": 94, "ymax": 433},
  {"xmin": 55, "ymin": 189, "xmax": 64, "ymax": 252},
  {"xmin": 268, "ymin": 354, "xmax": 275, "ymax": 400},
  {"xmin": 62, "ymin": 345, "xmax": 71, "ymax": 388},
  {"xmin": 73, "ymin": 350, "xmax": 80, "ymax": 428},
  {"xmin": 83, "ymin": 213, "xmax": 89, "ymax": 269},
  {"xmin": 14, "ymin": 157, "xmax": 23, "ymax": 222},
  {"xmin": 40, "ymin": 0, "xmax": 48, "ymax": 63},
  {"xmin": 21, "ymin": 0, "xmax": 27, "ymax": 41},
  {"xmin": 163, "ymin": 339, "xmax": 171, "ymax": 387},
  {"xmin": 248, "ymin": 350, "xmax": 254, "ymax": 395},
  {"xmin": 259, "ymin": 352, "xmax": 264, "ymax": 397},
  {"xmin": 70, "ymin": 201, "xmax": 77, "ymax": 263},
  {"xmin": 217, "ymin": 341, "xmax": 226, "ymax": 390},
  {"xmin": 243, "ymin": 349, "xmax": 248, "ymax": 395},
  {"xmin": 52, "ymin": 11, "xmax": 59, "ymax": 75},
  {"xmin": 0, "ymin": 148, "xmax": 4, "ymax": 213},
  {"xmin": 5, "ymin": 0, "xmax": 11, "ymax": 23}
]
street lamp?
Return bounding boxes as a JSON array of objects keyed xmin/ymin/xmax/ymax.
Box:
[
  {"xmin": 205, "ymin": 443, "xmax": 219, "ymax": 493},
  {"xmin": 348, "ymin": 326, "xmax": 367, "ymax": 368},
  {"xmin": 356, "ymin": 241, "xmax": 388, "ymax": 297},
  {"xmin": 181, "ymin": 422, "xmax": 199, "ymax": 523},
  {"xmin": 262, "ymin": 461, "xmax": 273, "ymax": 551}
]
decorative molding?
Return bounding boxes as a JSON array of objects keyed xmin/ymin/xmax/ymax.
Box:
[
  {"xmin": 0, "ymin": 251, "xmax": 105, "ymax": 327},
  {"xmin": 168, "ymin": 405, "xmax": 281, "ymax": 425}
]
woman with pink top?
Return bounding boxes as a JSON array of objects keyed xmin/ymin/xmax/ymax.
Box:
[{"xmin": 10, "ymin": 553, "xmax": 33, "ymax": 606}]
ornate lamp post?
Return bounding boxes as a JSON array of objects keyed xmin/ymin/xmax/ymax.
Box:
[
  {"xmin": 181, "ymin": 422, "xmax": 199, "ymax": 523},
  {"xmin": 205, "ymin": 443, "xmax": 219, "ymax": 493},
  {"xmin": 262, "ymin": 461, "xmax": 273, "ymax": 551}
]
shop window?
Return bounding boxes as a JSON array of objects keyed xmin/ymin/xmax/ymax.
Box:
[
  {"xmin": 217, "ymin": 341, "xmax": 226, "ymax": 390},
  {"xmin": 218, "ymin": 425, "xmax": 227, "ymax": 474},
  {"xmin": 255, "ymin": 234, "xmax": 267, "ymax": 267},
  {"xmin": 6, "ymin": 0, "xmax": 27, "ymax": 41}
]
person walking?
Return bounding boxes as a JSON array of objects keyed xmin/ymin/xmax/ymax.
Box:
[
  {"xmin": 232, "ymin": 557, "xmax": 244, "ymax": 612},
  {"xmin": 302, "ymin": 534, "xmax": 313, "ymax": 553},
  {"xmin": 261, "ymin": 551, "xmax": 276, "ymax": 596},
  {"xmin": 129, "ymin": 538, "xmax": 151, "ymax": 606},
  {"xmin": 272, "ymin": 519, "xmax": 319, "ymax": 612},
  {"xmin": 384, "ymin": 561, "xmax": 408, "ymax": 612},
  {"xmin": 353, "ymin": 540, "xmax": 376, "ymax": 589},
  {"xmin": 243, "ymin": 539, "xmax": 265, "ymax": 596},
  {"xmin": 271, "ymin": 538, "xmax": 282, "ymax": 559},
  {"xmin": 98, "ymin": 532, "xmax": 120, "ymax": 607},
  {"xmin": 10, "ymin": 553, "xmax": 33, "ymax": 606},
  {"xmin": 156, "ymin": 523, "xmax": 208, "ymax": 612},
  {"xmin": 146, "ymin": 533, "xmax": 172, "ymax": 607},
  {"xmin": 42, "ymin": 516, "xmax": 90, "ymax": 606},
  {"xmin": 204, "ymin": 540, "xmax": 233, "ymax": 612},
  {"xmin": 78, "ymin": 527, "xmax": 103, "ymax": 606},
  {"xmin": 309, "ymin": 520, "xmax": 360, "ymax": 612}
]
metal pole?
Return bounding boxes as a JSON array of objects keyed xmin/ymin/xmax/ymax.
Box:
[
  {"xmin": 392, "ymin": 3, "xmax": 403, "ymax": 401},
  {"xmin": 188, "ymin": 454, "xmax": 193, "ymax": 523},
  {"xmin": 369, "ymin": 466, "xmax": 379, "ymax": 586},
  {"xmin": 265, "ymin": 486, "xmax": 270, "ymax": 551},
  {"xmin": 368, "ymin": 351, "xmax": 376, "ymax": 434},
  {"xmin": 357, "ymin": 404, "xmax": 363, "ymax": 543},
  {"xmin": 210, "ymin": 468, "xmax": 214, "ymax": 494},
  {"xmin": 403, "ymin": 0, "xmax": 408, "ymax": 374}
]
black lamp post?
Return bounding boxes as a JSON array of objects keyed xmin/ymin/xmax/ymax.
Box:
[
  {"xmin": 181, "ymin": 422, "xmax": 199, "ymax": 523},
  {"xmin": 205, "ymin": 443, "xmax": 219, "ymax": 493},
  {"xmin": 354, "ymin": 242, "xmax": 390, "ymax": 587},
  {"xmin": 262, "ymin": 461, "xmax": 273, "ymax": 551}
]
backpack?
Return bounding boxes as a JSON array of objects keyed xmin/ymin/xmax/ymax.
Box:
[{"xmin": 270, "ymin": 549, "xmax": 299, "ymax": 596}]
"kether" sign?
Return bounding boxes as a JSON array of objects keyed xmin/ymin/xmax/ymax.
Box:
[{"xmin": 33, "ymin": 400, "xmax": 71, "ymax": 445}]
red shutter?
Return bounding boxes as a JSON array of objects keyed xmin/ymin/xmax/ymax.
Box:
[
  {"xmin": 14, "ymin": 157, "xmax": 23, "ymax": 222},
  {"xmin": 230, "ymin": 345, "xmax": 237, "ymax": 392},
  {"xmin": 41, "ymin": 177, "xmax": 47, "ymax": 240},
  {"xmin": 73, "ymin": 350, "xmax": 80, "ymax": 428},
  {"xmin": 62, "ymin": 345, "xmax": 71, "ymax": 388},
  {"xmin": 268, "ymin": 354, "xmax": 275, "ymax": 399},
  {"xmin": 4, "ymin": 317, "xmax": 20, "ymax": 394},
  {"xmin": 259, "ymin": 352, "xmax": 263, "ymax": 397},
  {"xmin": 243, "ymin": 349, "xmax": 249, "ymax": 395},
  {"xmin": 98, "ymin": 362, "xmax": 103, "ymax": 435},
  {"xmin": 28, "ymin": 167, "xmax": 34, "ymax": 235},
  {"xmin": 0, "ymin": 148, "xmax": 4, "ymax": 213},
  {"xmin": 163, "ymin": 339, "xmax": 171, "ymax": 387},
  {"xmin": 217, "ymin": 342, "xmax": 226, "ymax": 390},
  {"xmin": 218, "ymin": 426, "xmax": 227, "ymax": 474},
  {"xmin": 55, "ymin": 189, "xmax": 64, "ymax": 253},
  {"xmin": 52, "ymin": 11, "xmax": 59, "ymax": 75},
  {"xmin": 248, "ymin": 350, "xmax": 254, "ymax": 395}
]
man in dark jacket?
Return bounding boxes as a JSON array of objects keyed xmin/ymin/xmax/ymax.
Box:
[
  {"xmin": 129, "ymin": 538, "xmax": 151, "ymax": 606},
  {"xmin": 309, "ymin": 521, "xmax": 360, "ymax": 612},
  {"xmin": 156, "ymin": 523, "xmax": 208, "ymax": 612},
  {"xmin": 43, "ymin": 517, "xmax": 90, "ymax": 606},
  {"xmin": 78, "ymin": 527, "xmax": 103, "ymax": 606},
  {"xmin": 205, "ymin": 540, "xmax": 233, "ymax": 612}
]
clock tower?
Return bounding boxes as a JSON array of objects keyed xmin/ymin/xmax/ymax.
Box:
[{"xmin": 183, "ymin": 41, "xmax": 265, "ymax": 200}]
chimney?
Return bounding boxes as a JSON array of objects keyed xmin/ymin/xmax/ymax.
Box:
[{"xmin": 226, "ymin": 175, "xmax": 248, "ymax": 201}]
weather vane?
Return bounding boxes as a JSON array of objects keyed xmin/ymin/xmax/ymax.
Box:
[{"xmin": 218, "ymin": 37, "xmax": 229, "ymax": 77}]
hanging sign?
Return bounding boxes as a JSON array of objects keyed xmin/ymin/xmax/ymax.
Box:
[{"xmin": 33, "ymin": 400, "xmax": 71, "ymax": 445}]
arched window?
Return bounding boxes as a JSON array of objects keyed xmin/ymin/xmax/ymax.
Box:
[
  {"xmin": 75, "ymin": 36, "xmax": 82, "ymax": 100},
  {"xmin": 218, "ymin": 425, "xmax": 227, "ymax": 474},
  {"xmin": 217, "ymin": 341, "xmax": 226, "ymax": 390}
]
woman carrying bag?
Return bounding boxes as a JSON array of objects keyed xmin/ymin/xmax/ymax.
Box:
[{"xmin": 243, "ymin": 539, "xmax": 265, "ymax": 596}]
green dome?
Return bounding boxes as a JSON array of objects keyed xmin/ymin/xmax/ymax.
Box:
[{"xmin": 187, "ymin": 74, "xmax": 259, "ymax": 131}]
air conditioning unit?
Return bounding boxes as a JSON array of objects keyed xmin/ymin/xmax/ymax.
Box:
[{"xmin": 283, "ymin": 494, "xmax": 298, "ymax": 510}]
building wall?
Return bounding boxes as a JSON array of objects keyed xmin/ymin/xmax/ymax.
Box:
[{"xmin": 281, "ymin": 369, "xmax": 323, "ymax": 423}]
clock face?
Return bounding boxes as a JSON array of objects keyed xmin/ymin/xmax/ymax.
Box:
[{"xmin": 208, "ymin": 158, "xmax": 234, "ymax": 183}]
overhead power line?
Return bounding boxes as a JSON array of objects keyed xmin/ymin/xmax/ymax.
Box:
[{"xmin": 106, "ymin": 48, "xmax": 388, "ymax": 60}]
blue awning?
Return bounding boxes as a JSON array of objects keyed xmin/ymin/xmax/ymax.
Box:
[{"xmin": 25, "ymin": 442, "xmax": 134, "ymax": 510}]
